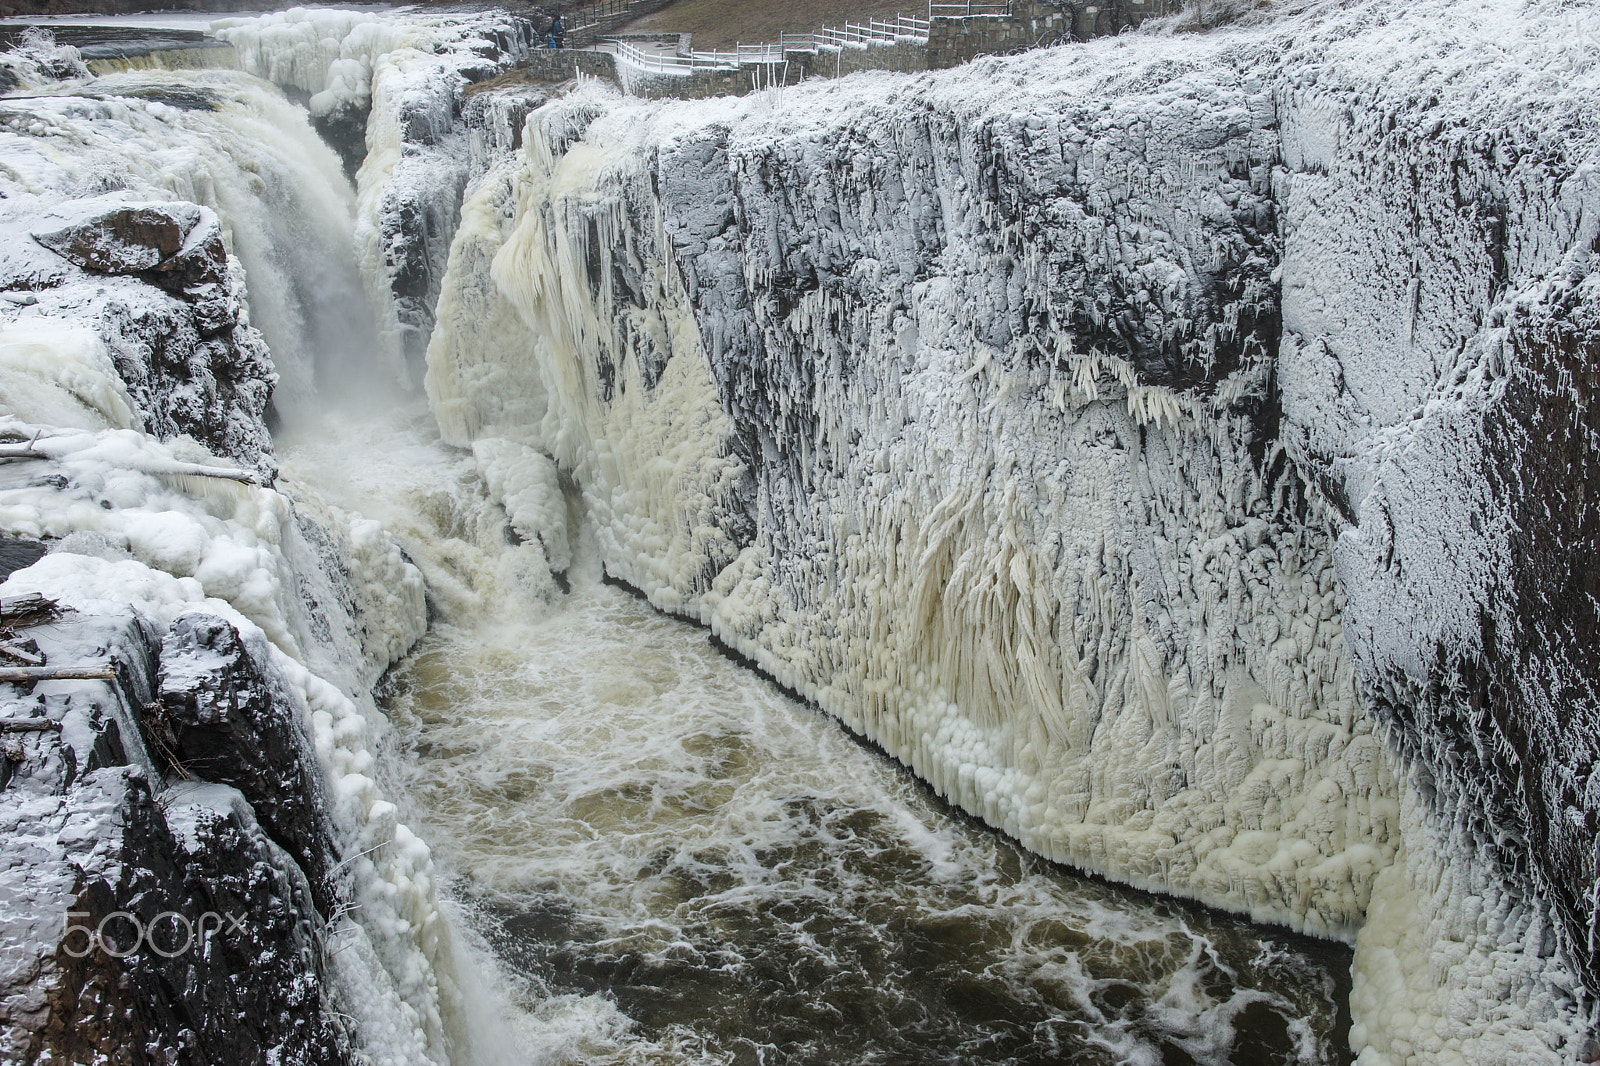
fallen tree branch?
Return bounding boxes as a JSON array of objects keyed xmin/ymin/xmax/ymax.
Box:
[
  {"xmin": 0, "ymin": 440, "xmax": 259, "ymax": 485},
  {"xmin": 146, "ymin": 462, "xmax": 260, "ymax": 486},
  {"xmin": 0, "ymin": 665, "xmax": 117, "ymax": 683}
]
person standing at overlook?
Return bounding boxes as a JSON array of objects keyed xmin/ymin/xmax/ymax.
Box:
[{"xmin": 547, "ymin": 14, "xmax": 565, "ymax": 48}]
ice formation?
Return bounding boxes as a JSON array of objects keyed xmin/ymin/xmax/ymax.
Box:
[
  {"xmin": 3, "ymin": 1, "xmax": 1596, "ymax": 1061},
  {"xmin": 215, "ymin": 7, "xmax": 539, "ymax": 381},
  {"xmin": 423, "ymin": 2, "xmax": 1600, "ymax": 1061},
  {"xmin": 431, "ymin": 72, "xmax": 1397, "ymax": 939},
  {"xmin": 0, "ymin": 48, "xmax": 514, "ymax": 1065}
]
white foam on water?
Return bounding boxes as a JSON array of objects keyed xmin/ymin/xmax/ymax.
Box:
[{"xmin": 376, "ymin": 571, "xmax": 1353, "ymax": 1065}]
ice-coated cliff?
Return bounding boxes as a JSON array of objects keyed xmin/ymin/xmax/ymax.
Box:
[
  {"xmin": 425, "ymin": 1, "xmax": 1600, "ymax": 1060},
  {"xmin": 2, "ymin": 2, "xmax": 1595, "ymax": 1061}
]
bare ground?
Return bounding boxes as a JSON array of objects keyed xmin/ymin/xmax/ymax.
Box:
[{"xmin": 619, "ymin": 0, "xmax": 925, "ymax": 50}]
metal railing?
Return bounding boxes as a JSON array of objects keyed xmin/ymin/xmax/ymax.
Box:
[
  {"xmin": 564, "ymin": 0, "xmax": 644, "ymax": 33},
  {"xmin": 607, "ymin": 38, "xmax": 734, "ymax": 73},
  {"xmin": 927, "ymin": 2, "xmax": 1010, "ymax": 16},
  {"xmin": 791, "ymin": 15, "xmax": 931, "ymax": 50},
  {"xmin": 602, "ymin": 1, "xmax": 1003, "ymax": 77}
]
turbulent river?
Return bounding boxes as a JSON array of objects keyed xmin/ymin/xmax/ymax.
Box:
[{"xmin": 280, "ymin": 409, "xmax": 1352, "ymax": 1066}]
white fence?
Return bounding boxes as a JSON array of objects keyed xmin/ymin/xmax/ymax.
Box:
[
  {"xmin": 927, "ymin": 1, "xmax": 1011, "ymax": 15},
  {"xmin": 607, "ymin": 39, "xmax": 733, "ymax": 73},
  {"xmin": 787, "ymin": 15, "xmax": 932, "ymax": 50},
  {"xmin": 604, "ymin": 3, "xmax": 1005, "ymax": 78}
]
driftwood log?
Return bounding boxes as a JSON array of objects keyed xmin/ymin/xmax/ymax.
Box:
[
  {"xmin": 0, "ymin": 665, "xmax": 117, "ymax": 683},
  {"xmin": 0, "ymin": 641, "xmax": 44, "ymax": 665},
  {"xmin": 0, "ymin": 717, "xmax": 60, "ymax": 732}
]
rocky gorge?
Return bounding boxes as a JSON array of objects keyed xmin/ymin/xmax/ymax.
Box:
[{"xmin": 0, "ymin": 3, "xmax": 1595, "ymax": 1063}]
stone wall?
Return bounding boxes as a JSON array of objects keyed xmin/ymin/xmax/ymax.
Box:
[
  {"xmin": 928, "ymin": 0, "xmax": 1181, "ymax": 69},
  {"xmin": 519, "ymin": 46, "xmax": 617, "ymax": 82},
  {"xmin": 817, "ymin": 38, "xmax": 929, "ymax": 77},
  {"xmin": 616, "ymin": 61, "xmax": 757, "ymax": 99}
]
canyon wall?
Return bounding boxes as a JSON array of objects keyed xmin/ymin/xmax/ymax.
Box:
[
  {"xmin": 1, "ymin": 3, "xmax": 1595, "ymax": 1062},
  {"xmin": 425, "ymin": 1, "xmax": 1599, "ymax": 1060}
]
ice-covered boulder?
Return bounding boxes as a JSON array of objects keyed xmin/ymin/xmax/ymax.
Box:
[
  {"xmin": 31, "ymin": 196, "xmax": 227, "ymax": 294},
  {"xmin": 157, "ymin": 611, "xmax": 343, "ymax": 915}
]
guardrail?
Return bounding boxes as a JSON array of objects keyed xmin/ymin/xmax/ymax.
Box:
[
  {"xmin": 607, "ymin": 38, "xmax": 733, "ymax": 73},
  {"xmin": 565, "ymin": 0, "xmax": 634, "ymax": 32},
  {"xmin": 927, "ymin": 2, "xmax": 1010, "ymax": 15},
  {"xmin": 788, "ymin": 15, "xmax": 931, "ymax": 50},
  {"xmin": 602, "ymin": 2, "xmax": 998, "ymax": 79}
]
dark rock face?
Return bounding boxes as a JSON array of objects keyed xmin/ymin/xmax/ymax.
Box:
[
  {"xmin": 0, "ymin": 608, "xmax": 355, "ymax": 1065},
  {"xmin": 1494, "ymin": 279, "xmax": 1600, "ymax": 989},
  {"xmin": 312, "ymin": 103, "xmax": 371, "ymax": 180},
  {"xmin": 1272, "ymin": 47, "xmax": 1600, "ymax": 992},
  {"xmin": 156, "ymin": 614, "xmax": 342, "ymax": 917},
  {"xmin": 656, "ymin": 86, "xmax": 1280, "ymax": 482},
  {"xmin": 95, "ymin": 287, "xmax": 278, "ymax": 475}
]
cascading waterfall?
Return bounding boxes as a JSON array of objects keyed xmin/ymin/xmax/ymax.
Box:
[
  {"xmin": 1, "ymin": 68, "xmax": 391, "ymax": 402},
  {"xmin": 0, "ymin": 48, "xmax": 516, "ymax": 1066}
]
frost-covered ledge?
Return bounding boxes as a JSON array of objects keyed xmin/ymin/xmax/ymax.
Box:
[{"xmin": 427, "ymin": 1, "xmax": 1600, "ymax": 1060}]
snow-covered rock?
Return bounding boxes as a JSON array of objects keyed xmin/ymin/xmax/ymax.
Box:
[
  {"xmin": 0, "ymin": 45, "xmax": 486, "ymax": 1065},
  {"xmin": 0, "ymin": 607, "xmax": 354, "ymax": 1065}
]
